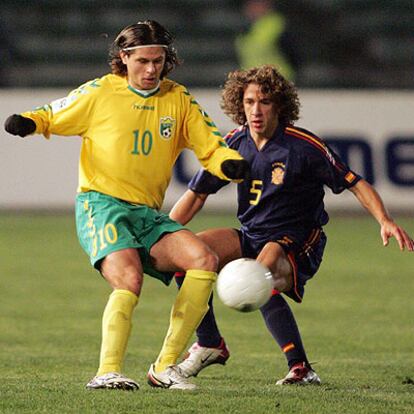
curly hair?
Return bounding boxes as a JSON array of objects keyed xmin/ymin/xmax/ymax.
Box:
[
  {"xmin": 221, "ymin": 65, "xmax": 300, "ymax": 126},
  {"xmin": 108, "ymin": 20, "xmax": 180, "ymax": 78}
]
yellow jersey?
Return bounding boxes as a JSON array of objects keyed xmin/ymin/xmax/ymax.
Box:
[{"xmin": 22, "ymin": 74, "xmax": 242, "ymax": 209}]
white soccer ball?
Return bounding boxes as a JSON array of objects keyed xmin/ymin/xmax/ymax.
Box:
[{"xmin": 217, "ymin": 258, "xmax": 273, "ymax": 312}]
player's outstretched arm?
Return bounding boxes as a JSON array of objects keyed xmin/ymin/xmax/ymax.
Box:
[
  {"xmin": 349, "ymin": 179, "xmax": 414, "ymax": 251},
  {"xmin": 4, "ymin": 114, "xmax": 36, "ymax": 137},
  {"xmin": 169, "ymin": 190, "xmax": 209, "ymax": 225}
]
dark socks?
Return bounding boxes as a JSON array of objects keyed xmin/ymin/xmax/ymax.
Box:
[
  {"xmin": 195, "ymin": 292, "xmax": 222, "ymax": 347},
  {"xmin": 175, "ymin": 273, "xmax": 222, "ymax": 347},
  {"xmin": 175, "ymin": 274, "xmax": 310, "ymax": 365},
  {"xmin": 260, "ymin": 294, "xmax": 310, "ymax": 369}
]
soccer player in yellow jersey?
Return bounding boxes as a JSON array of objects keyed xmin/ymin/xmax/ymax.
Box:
[{"xmin": 4, "ymin": 20, "xmax": 249, "ymax": 391}]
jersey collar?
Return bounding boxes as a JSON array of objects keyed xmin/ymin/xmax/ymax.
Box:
[
  {"xmin": 273, "ymin": 122, "xmax": 286, "ymax": 141},
  {"xmin": 127, "ymin": 82, "xmax": 161, "ymax": 98}
]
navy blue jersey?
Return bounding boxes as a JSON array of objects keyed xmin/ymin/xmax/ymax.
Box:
[{"xmin": 189, "ymin": 123, "xmax": 361, "ymax": 236}]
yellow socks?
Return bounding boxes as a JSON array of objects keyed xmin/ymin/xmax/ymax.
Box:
[
  {"xmin": 96, "ymin": 271, "xmax": 216, "ymax": 375},
  {"xmin": 154, "ymin": 269, "xmax": 217, "ymax": 372},
  {"xmin": 96, "ymin": 289, "xmax": 138, "ymax": 376}
]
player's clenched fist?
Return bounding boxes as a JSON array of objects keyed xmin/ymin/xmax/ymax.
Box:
[
  {"xmin": 221, "ymin": 159, "xmax": 250, "ymax": 180},
  {"xmin": 4, "ymin": 114, "xmax": 36, "ymax": 137}
]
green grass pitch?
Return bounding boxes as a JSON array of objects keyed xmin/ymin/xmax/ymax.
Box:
[{"xmin": 0, "ymin": 212, "xmax": 413, "ymax": 413}]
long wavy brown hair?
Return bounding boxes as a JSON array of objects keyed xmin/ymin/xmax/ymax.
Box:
[
  {"xmin": 221, "ymin": 65, "xmax": 300, "ymax": 126},
  {"xmin": 109, "ymin": 20, "xmax": 180, "ymax": 78}
]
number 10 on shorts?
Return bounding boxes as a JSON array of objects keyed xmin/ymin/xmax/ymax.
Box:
[{"xmin": 90, "ymin": 222, "xmax": 118, "ymax": 257}]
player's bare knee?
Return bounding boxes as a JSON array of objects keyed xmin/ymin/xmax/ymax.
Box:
[
  {"xmin": 189, "ymin": 247, "xmax": 219, "ymax": 272},
  {"xmin": 121, "ymin": 266, "xmax": 143, "ymax": 295},
  {"xmin": 101, "ymin": 263, "xmax": 143, "ymax": 295},
  {"xmin": 272, "ymin": 272, "xmax": 293, "ymax": 292},
  {"xmin": 263, "ymin": 251, "xmax": 292, "ymax": 292}
]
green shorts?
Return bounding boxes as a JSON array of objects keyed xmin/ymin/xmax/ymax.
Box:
[{"xmin": 75, "ymin": 191, "xmax": 186, "ymax": 285}]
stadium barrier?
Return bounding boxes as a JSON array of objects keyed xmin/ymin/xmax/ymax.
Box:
[{"xmin": 1, "ymin": 89, "xmax": 413, "ymax": 212}]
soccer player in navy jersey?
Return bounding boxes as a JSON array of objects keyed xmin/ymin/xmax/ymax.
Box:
[{"xmin": 170, "ymin": 65, "xmax": 414, "ymax": 385}]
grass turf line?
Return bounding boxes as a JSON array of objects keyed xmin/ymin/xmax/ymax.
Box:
[{"xmin": 0, "ymin": 213, "xmax": 413, "ymax": 413}]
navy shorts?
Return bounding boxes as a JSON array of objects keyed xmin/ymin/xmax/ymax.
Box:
[{"xmin": 238, "ymin": 227, "xmax": 327, "ymax": 303}]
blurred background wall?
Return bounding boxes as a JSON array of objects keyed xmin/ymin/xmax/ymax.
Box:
[
  {"xmin": 1, "ymin": 0, "xmax": 413, "ymax": 212},
  {"xmin": 1, "ymin": 0, "xmax": 413, "ymax": 89}
]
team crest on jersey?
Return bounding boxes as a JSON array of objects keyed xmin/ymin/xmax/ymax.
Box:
[
  {"xmin": 159, "ymin": 116, "xmax": 176, "ymax": 140},
  {"xmin": 271, "ymin": 162, "xmax": 286, "ymax": 185}
]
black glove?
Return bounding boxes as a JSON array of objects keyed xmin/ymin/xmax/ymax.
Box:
[
  {"xmin": 4, "ymin": 114, "xmax": 36, "ymax": 137},
  {"xmin": 221, "ymin": 159, "xmax": 250, "ymax": 180}
]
